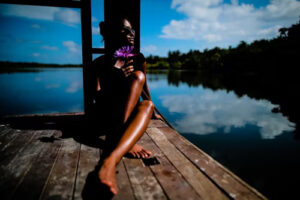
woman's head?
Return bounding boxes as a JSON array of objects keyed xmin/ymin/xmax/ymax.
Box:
[
  {"xmin": 99, "ymin": 17, "xmax": 135, "ymax": 51},
  {"xmin": 120, "ymin": 18, "xmax": 135, "ymax": 46}
]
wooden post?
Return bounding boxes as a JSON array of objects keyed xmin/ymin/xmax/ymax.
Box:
[
  {"xmin": 81, "ymin": 0, "xmax": 93, "ymax": 116},
  {"xmin": 0, "ymin": 0, "xmax": 141, "ymax": 118}
]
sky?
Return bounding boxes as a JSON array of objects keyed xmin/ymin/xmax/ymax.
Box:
[{"xmin": 0, "ymin": 0, "xmax": 300, "ymax": 64}]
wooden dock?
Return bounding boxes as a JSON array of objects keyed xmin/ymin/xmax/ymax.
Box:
[{"xmin": 0, "ymin": 113, "xmax": 267, "ymax": 200}]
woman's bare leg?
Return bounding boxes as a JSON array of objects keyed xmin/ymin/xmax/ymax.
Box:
[
  {"xmin": 99, "ymin": 100, "xmax": 154, "ymax": 194},
  {"xmin": 121, "ymin": 71, "xmax": 153, "ymax": 158},
  {"xmin": 98, "ymin": 71, "xmax": 154, "ymax": 194},
  {"xmin": 122, "ymin": 71, "xmax": 146, "ymax": 123}
]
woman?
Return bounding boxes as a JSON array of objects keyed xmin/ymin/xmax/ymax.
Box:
[{"xmin": 93, "ymin": 17, "xmax": 161, "ymax": 195}]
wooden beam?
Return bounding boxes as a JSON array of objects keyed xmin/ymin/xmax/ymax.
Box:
[
  {"xmin": 81, "ymin": 0, "xmax": 93, "ymax": 115},
  {"xmin": 92, "ymin": 48, "xmax": 106, "ymax": 54},
  {"xmin": 0, "ymin": 0, "xmax": 81, "ymax": 8}
]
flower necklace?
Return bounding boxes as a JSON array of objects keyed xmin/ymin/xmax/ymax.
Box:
[{"xmin": 113, "ymin": 45, "xmax": 136, "ymax": 60}]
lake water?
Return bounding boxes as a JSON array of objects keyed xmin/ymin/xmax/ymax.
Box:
[
  {"xmin": 1, "ymin": 68, "xmax": 299, "ymax": 199},
  {"xmin": 0, "ymin": 68, "xmax": 84, "ymax": 116}
]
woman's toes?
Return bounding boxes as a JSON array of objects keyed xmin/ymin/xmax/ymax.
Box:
[{"xmin": 111, "ymin": 186, "xmax": 118, "ymax": 195}]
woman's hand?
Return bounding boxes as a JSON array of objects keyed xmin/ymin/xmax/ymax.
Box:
[
  {"xmin": 113, "ymin": 58, "xmax": 134, "ymax": 77},
  {"xmin": 122, "ymin": 59, "xmax": 134, "ymax": 77},
  {"xmin": 113, "ymin": 59, "xmax": 125, "ymax": 69}
]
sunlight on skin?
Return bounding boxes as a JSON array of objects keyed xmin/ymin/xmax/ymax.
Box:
[{"xmin": 97, "ymin": 18, "xmax": 155, "ymax": 195}]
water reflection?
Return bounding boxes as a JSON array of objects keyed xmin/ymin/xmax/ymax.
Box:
[
  {"xmin": 0, "ymin": 68, "xmax": 83, "ymax": 116},
  {"xmin": 160, "ymin": 89, "xmax": 295, "ymax": 139},
  {"xmin": 148, "ymin": 71, "xmax": 300, "ymax": 199},
  {"xmin": 147, "ymin": 70, "xmax": 300, "ymax": 199}
]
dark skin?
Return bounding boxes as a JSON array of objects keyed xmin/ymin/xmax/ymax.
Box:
[{"xmin": 97, "ymin": 19, "xmax": 162, "ymax": 195}]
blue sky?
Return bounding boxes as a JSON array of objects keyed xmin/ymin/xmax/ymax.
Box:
[{"xmin": 0, "ymin": 0, "xmax": 299, "ymax": 64}]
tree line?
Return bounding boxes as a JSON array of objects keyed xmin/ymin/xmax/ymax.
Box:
[
  {"xmin": 148, "ymin": 20, "xmax": 300, "ymax": 134},
  {"xmin": 146, "ymin": 19, "xmax": 300, "ymax": 77}
]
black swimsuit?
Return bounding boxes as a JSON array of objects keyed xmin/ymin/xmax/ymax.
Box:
[{"xmin": 92, "ymin": 52, "xmax": 146, "ymax": 125}]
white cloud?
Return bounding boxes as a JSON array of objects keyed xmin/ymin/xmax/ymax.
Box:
[
  {"xmin": 35, "ymin": 77, "xmax": 42, "ymax": 82},
  {"xmin": 0, "ymin": 4, "xmax": 80, "ymax": 25},
  {"xmin": 63, "ymin": 41, "xmax": 80, "ymax": 53},
  {"xmin": 68, "ymin": 104, "xmax": 84, "ymax": 112},
  {"xmin": 42, "ymin": 45, "xmax": 58, "ymax": 51},
  {"xmin": 31, "ymin": 24, "xmax": 41, "ymax": 29},
  {"xmin": 142, "ymin": 45, "xmax": 158, "ymax": 54},
  {"xmin": 66, "ymin": 81, "xmax": 82, "ymax": 93},
  {"xmin": 0, "ymin": 4, "xmax": 58, "ymax": 20},
  {"xmin": 92, "ymin": 16, "xmax": 98, "ymax": 22},
  {"xmin": 53, "ymin": 8, "xmax": 81, "ymax": 25},
  {"xmin": 32, "ymin": 53, "xmax": 40, "ymax": 57},
  {"xmin": 160, "ymin": 89, "xmax": 295, "ymax": 139},
  {"xmin": 162, "ymin": 0, "xmax": 300, "ymax": 47},
  {"xmin": 92, "ymin": 26, "xmax": 100, "ymax": 35},
  {"xmin": 46, "ymin": 84, "xmax": 60, "ymax": 89}
]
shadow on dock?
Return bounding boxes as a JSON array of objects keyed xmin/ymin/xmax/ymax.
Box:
[{"xmin": 0, "ymin": 113, "xmax": 118, "ymax": 199}]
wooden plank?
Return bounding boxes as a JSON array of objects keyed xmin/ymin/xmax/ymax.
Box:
[
  {"xmin": 73, "ymin": 144, "xmax": 100, "ymax": 200},
  {"xmin": 12, "ymin": 130, "xmax": 62, "ymax": 200},
  {"xmin": 123, "ymin": 157, "xmax": 167, "ymax": 200},
  {"xmin": 0, "ymin": 124, "xmax": 8, "ymax": 134},
  {"xmin": 0, "ymin": 127, "xmax": 21, "ymax": 152},
  {"xmin": 147, "ymin": 127, "xmax": 229, "ymax": 200},
  {"xmin": 148, "ymin": 120, "xmax": 168, "ymax": 128},
  {"xmin": 113, "ymin": 160, "xmax": 135, "ymax": 200},
  {"xmin": 0, "ymin": 130, "xmax": 37, "ymax": 165},
  {"xmin": 140, "ymin": 133, "xmax": 202, "ymax": 200},
  {"xmin": 159, "ymin": 126, "xmax": 267, "ymax": 200},
  {"xmin": 0, "ymin": 130, "xmax": 56, "ymax": 200},
  {"xmin": 39, "ymin": 138, "xmax": 80, "ymax": 200}
]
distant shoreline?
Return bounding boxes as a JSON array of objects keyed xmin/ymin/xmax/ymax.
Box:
[
  {"xmin": 0, "ymin": 61, "xmax": 82, "ymax": 68},
  {"xmin": 0, "ymin": 61, "xmax": 82, "ymax": 73}
]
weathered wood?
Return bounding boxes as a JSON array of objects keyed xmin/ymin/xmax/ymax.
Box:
[
  {"xmin": 140, "ymin": 133, "xmax": 202, "ymax": 200},
  {"xmin": 0, "ymin": 130, "xmax": 37, "ymax": 166},
  {"xmin": 73, "ymin": 144, "xmax": 100, "ymax": 200},
  {"xmin": 147, "ymin": 127, "xmax": 229, "ymax": 200},
  {"xmin": 12, "ymin": 130, "xmax": 62, "ymax": 200},
  {"xmin": 0, "ymin": 124, "xmax": 9, "ymax": 134},
  {"xmin": 148, "ymin": 120, "xmax": 168, "ymax": 128},
  {"xmin": 0, "ymin": 127, "xmax": 22, "ymax": 152},
  {"xmin": 113, "ymin": 160, "xmax": 135, "ymax": 200},
  {"xmin": 0, "ymin": 130, "xmax": 55, "ymax": 200},
  {"xmin": 39, "ymin": 138, "xmax": 80, "ymax": 200},
  {"xmin": 0, "ymin": 117, "xmax": 267, "ymax": 200},
  {"xmin": 123, "ymin": 157, "xmax": 167, "ymax": 200},
  {"xmin": 159, "ymin": 126, "xmax": 267, "ymax": 200}
]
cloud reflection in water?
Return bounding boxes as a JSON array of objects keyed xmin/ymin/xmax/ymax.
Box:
[{"xmin": 160, "ymin": 89, "xmax": 295, "ymax": 139}]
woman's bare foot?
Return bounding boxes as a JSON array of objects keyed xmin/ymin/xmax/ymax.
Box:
[
  {"xmin": 128, "ymin": 144, "xmax": 152, "ymax": 158},
  {"xmin": 98, "ymin": 157, "xmax": 118, "ymax": 195}
]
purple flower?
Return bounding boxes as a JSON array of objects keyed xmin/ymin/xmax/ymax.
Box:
[{"xmin": 114, "ymin": 45, "xmax": 136, "ymax": 59}]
